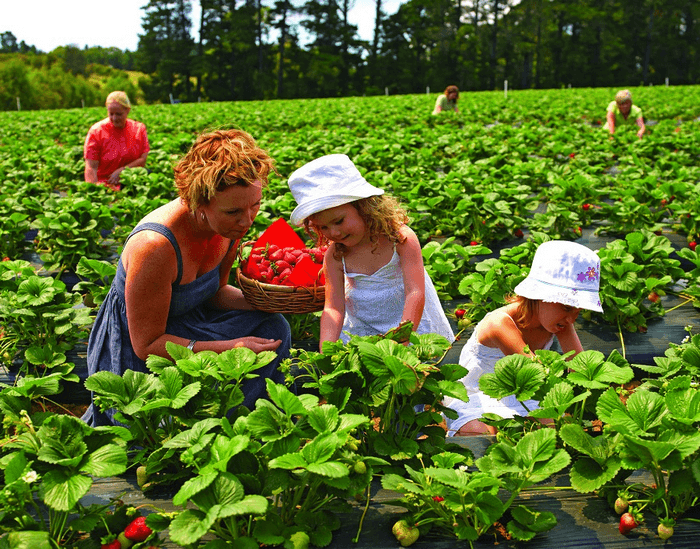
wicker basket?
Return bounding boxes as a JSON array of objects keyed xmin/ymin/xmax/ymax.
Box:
[{"xmin": 236, "ymin": 268, "xmax": 325, "ymax": 314}]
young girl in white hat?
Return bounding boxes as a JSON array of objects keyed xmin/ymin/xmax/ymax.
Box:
[
  {"xmin": 287, "ymin": 154, "xmax": 454, "ymax": 350},
  {"xmin": 443, "ymin": 240, "xmax": 603, "ymax": 436}
]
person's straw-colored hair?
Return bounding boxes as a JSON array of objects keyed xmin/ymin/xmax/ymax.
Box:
[
  {"xmin": 445, "ymin": 85, "xmax": 459, "ymax": 98},
  {"xmin": 615, "ymin": 89, "xmax": 632, "ymax": 105},
  {"xmin": 174, "ymin": 129, "xmax": 276, "ymax": 211},
  {"xmin": 506, "ymin": 294, "xmax": 538, "ymax": 329},
  {"xmin": 105, "ymin": 91, "xmax": 131, "ymax": 109},
  {"xmin": 305, "ymin": 194, "xmax": 409, "ymax": 259}
]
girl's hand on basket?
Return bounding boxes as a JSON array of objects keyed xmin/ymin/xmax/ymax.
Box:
[{"xmin": 232, "ymin": 337, "xmax": 282, "ymax": 353}]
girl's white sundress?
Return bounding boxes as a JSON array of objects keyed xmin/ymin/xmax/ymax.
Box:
[
  {"xmin": 340, "ymin": 249, "xmax": 454, "ymax": 344},
  {"xmin": 443, "ymin": 311, "xmax": 553, "ymax": 436}
]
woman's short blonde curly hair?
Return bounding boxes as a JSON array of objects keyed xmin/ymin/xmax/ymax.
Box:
[{"xmin": 174, "ymin": 129, "xmax": 277, "ymax": 211}]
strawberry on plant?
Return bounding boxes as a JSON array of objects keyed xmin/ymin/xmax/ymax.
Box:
[
  {"xmin": 582, "ymin": 203, "xmax": 591, "ymax": 210},
  {"xmin": 470, "ymin": 241, "xmax": 479, "ymax": 246},
  {"xmin": 101, "ymin": 537, "xmax": 121, "ymax": 549},
  {"xmin": 647, "ymin": 292, "xmax": 660, "ymax": 303},
  {"xmin": 690, "ymin": 241, "xmax": 697, "ymax": 251},
  {"xmin": 569, "ymin": 152, "xmax": 575, "ymax": 158},
  {"xmin": 454, "ymin": 308, "xmax": 466, "ymax": 319},
  {"xmin": 613, "ymin": 497, "xmax": 628, "ymax": 514},
  {"xmin": 619, "ymin": 512, "xmax": 640, "ymax": 535},
  {"xmin": 124, "ymin": 516, "xmax": 152, "ymax": 542},
  {"xmin": 514, "ymin": 228, "xmax": 524, "ymax": 238},
  {"xmin": 658, "ymin": 520, "xmax": 675, "ymax": 540},
  {"xmin": 392, "ymin": 520, "xmax": 420, "ymax": 547},
  {"xmin": 353, "ymin": 461, "xmax": 367, "ymax": 474},
  {"xmin": 117, "ymin": 532, "xmax": 132, "ymax": 549}
]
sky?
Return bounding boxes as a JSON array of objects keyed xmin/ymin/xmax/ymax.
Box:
[{"xmin": 3, "ymin": 0, "xmax": 404, "ymax": 53}]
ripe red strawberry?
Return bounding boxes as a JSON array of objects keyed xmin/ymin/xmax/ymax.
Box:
[
  {"xmin": 613, "ymin": 497, "xmax": 628, "ymax": 514},
  {"xmin": 275, "ymin": 260, "xmax": 292, "ymax": 272},
  {"xmin": 660, "ymin": 198, "xmax": 668, "ymax": 206},
  {"xmin": 619, "ymin": 512, "xmax": 639, "ymax": 535},
  {"xmin": 582, "ymin": 203, "xmax": 591, "ymax": 210},
  {"xmin": 101, "ymin": 538, "xmax": 121, "ymax": 549},
  {"xmin": 514, "ymin": 228, "xmax": 524, "ymax": 238},
  {"xmin": 470, "ymin": 241, "xmax": 479, "ymax": 246},
  {"xmin": 2, "ymin": 257, "xmax": 10, "ymax": 261},
  {"xmin": 124, "ymin": 516, "xmax": 152, "ymax": 542},
  {"xmin": 432, "ymin": 496, "xmax": 444, "ymax": 502},
  {"xmin": 269, "ymin": 249, "xmax": 284, "ymax": 261},
  {"xmin": 569, "ymin": 152, "xmax": 575, "ymax": 158},
  {"xmin": 454, "ymin": 308, "xmax": 466, "ymax": 319},
  {"xmin": 648, "ymin": 292, "xmax": 660, "ymax": 303},
  {"xmin": 690, "ymin": 241, "xmax": 697, "ymax": 251}
]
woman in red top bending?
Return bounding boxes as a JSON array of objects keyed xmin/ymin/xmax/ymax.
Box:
[{"xmin": 84, "ymin": 91, "xmax": 150, "ymax": 191}]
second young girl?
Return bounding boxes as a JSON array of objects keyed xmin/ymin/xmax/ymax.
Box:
[
  {"xmin": 287, "ymin": 154, "xmax": 454, "ymax": 350},
  {"xmin": 443, "ymin": 240, "xmax": 603, "ymax": 436}
]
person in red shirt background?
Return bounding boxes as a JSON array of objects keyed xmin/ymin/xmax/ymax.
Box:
[{"xmin": 84, "ymin": 91, "xmax": 149, "ymax": 191}]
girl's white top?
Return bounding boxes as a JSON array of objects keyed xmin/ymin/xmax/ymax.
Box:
[
  {"xmin": 340, "ymin": 249, "xmax": 454, "ymax": 344},
  {"xmin": 443, "ymin": 311, "xmax": 553, "ymax": 436}
]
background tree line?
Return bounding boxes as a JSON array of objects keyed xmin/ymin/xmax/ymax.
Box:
[{"xmin": 1, "ymin": 0, "xmax": 699, "ymax": 110}]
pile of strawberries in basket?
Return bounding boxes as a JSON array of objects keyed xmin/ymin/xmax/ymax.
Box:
[{"xmin": 243, "ymin": 243, "xmax": 327, "ymax": 286}]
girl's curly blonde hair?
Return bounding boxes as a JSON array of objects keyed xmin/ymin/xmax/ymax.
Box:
[
  {"xmin": 174, "ymin": 129, "xmax": 277, "ymax": 211},
  {"xmin": 304, "ymin": 194, "xmax": 409, "ymax": 259}
]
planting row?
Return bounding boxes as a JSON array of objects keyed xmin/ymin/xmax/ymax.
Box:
[{"xmin": 2, "ymin": 324, "xmax": 700, "ymax": 547}]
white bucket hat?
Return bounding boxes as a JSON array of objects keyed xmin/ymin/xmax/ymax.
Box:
[
  {"xmin": 514, "ymin": 240, "xmax": 603, "ymax": 312},
  {"xmin": 288, "ymin": 154, "xmax": 384, "ymax": 226}
]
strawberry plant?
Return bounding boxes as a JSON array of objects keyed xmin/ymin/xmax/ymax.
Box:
[
  {"xmin": 158, "ymin": 378, "xmax": 384, "ymax": 547},
  {"xmin": 421, "ymin": 238, "xmax": 488, "ymax": 300},
  {"xmin": 287, "ymin": 329, "xmax": 471, "ymax": 467},
  {"xmin": 31, "ymin": 194, "xmax": 114, "ymax": 273},
  {"xmin": 383, "ymin": 430, "xmax": 566, "ymax": 547},
  {"xmin": 0, "ymin": 412, "xmax": 128, "ymax": 547},
  {"xmin": 0, "ymin": 260, "xmax": 92, "ymax": 367},
  {"xmin": 84, "ymin": 342, "xmax": 278, "ymax": 488}
]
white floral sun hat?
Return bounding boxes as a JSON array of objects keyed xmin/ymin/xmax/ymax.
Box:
[
  {"xmin": 288, "ymin": 154, "xmax": 384, "ymax": 226},
  {"xmin": 514, "ymin": 240, "xmax": 603, "ymax": 312}
]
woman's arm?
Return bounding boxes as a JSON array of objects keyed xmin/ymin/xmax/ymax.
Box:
[
  {"xmin": 85, "ymin": 159, "xmax": 99, "ymax": 183},
  {"xmin": 319, "ymin": 246, "xmax": 346, "ymax": 350},
  {"xmin": 606, "ymin": 111, "xmax": 616, "ymax": 135},
  {"xmin": 124, "ymin": 234, "xmax": 279, "ymax": 360},
  {"xmin": 397, "ymin": 226, "xmax": 425, "ymax": 332},
  {"xmin": 636, "ymin": 116, "xmax": 646, "ymax": 139},
  {"xmin": 207, "ymin": 240, "xmax": 255, "ymax": 311}
]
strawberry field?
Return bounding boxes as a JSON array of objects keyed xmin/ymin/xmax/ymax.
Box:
[{"xmin": 1, "ymin": 87, "xmax": 700, "ymax": 548}]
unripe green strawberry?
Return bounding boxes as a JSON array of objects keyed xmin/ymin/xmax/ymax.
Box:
[
  {"xmin": 353, "ymin": 461, "xmax": 367, "ymax": 474},
  {"xmin": 613, "ymin": 497, "xmax": 628, "ymax": 514},
  {"xmin": 117, "ymin": 532, "xmax": 132, "ymax": 548},
  {"xmin": 289, "ymin": 531, "xmax": 310, "ymax": 549},
  {"xmin": 136, "ymin": 466, "xmax": 148, "ymax": 489},
  {"xmin": 658, "ymin": 521, "xmax": 674, "ymax": 540},
  {"xmin": 392, "ymin": 520, "xmax": 419, "ymax": 547}
]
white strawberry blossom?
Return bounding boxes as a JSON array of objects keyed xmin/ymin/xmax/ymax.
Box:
[{"xmin": 21, "ymin": 470, "xmax": 38, "ymax": 484}]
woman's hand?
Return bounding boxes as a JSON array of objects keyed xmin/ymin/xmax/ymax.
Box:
[
  {"xmin": 231, "ymin": 336, "xmax": 282, "ymax": 353},
  {"xmin": 108, "ymin": 167, "xmax": 125, "ymax": 187}
]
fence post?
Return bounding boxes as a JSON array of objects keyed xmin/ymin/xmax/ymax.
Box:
[
  {"xmin": 16, "ymin": 97, "xmax": 21, "ymax": 111},
  {"xmin": 665, "ymin": 77, "xmax": 669, "ymax": 86},
  {"xmin": 504, "ymin": 80, "xmax": 508, "ymax": 100},
  {"xmin": 426, "ymin": 86, "xmax": 430, "ymax": 95},
  {"xmin": 385, "ymin": 87, "xmax": 389, "ymax": 96}
]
